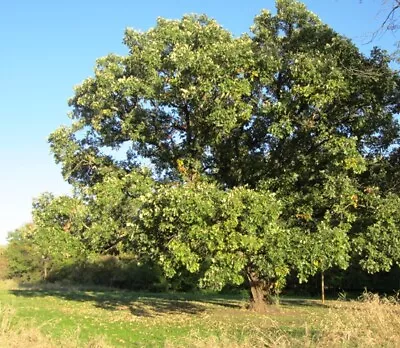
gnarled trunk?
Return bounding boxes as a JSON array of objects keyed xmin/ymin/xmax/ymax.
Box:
[{"xmin": 247, "ymin": 271, "xmax": 273, "ymax": 313}]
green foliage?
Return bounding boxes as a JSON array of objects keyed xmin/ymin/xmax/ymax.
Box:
[
  {"xmin": 352, "ymin": 193, "xmax": 400, "ymax": 273},
  {"xmin": 31, "ymin": 194, "xmax": 89, "ymax": 274},
  {"xmin": 83, "ymin": 169, "xmax": 155, "ymax": 253},
  {"xmin": 6, "ymin": 225, "xmax": 42, "ymax": 281},
  {"xmin": 0, "ymin": 246, "xmax": 8, "ymax": 280},
  {"xmin": 246, "ymin": 0, "xmax": 399, "ymax": 286},
  {"xmin": 6, "ymin": 195, "xmax": 90, "ymax": 282},
  {"xmin": 135, "ymin": 182, "xmax": 290, "ymax": 294},
  {"xmin": 50, "ymin": 15, "xmax": 254, "ymax": 184},
  {"xmin": 24, "ymin": 0, "xmax": 400, "ymax": 306}
]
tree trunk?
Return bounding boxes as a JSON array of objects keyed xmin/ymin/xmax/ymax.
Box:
[
  {"xmin": 43, "ymin": 261, "xmax": 48, "ymax": 280},
  {"xmin": 41, "ymin": 255, "xmax": 49, "ymax": 280},
  {"xmin": 321, "ymin": 271, "xmax": 325, "ymax": 304},
  {"xmin": 247, "ymin": 271, "xmax": 273, "ymax": 313}
]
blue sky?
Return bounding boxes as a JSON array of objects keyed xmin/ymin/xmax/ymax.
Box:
[{"xmin": 0, "ymin": 0, "xmax": 398, "ymax": 244}]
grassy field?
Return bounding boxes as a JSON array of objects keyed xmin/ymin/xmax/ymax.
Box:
[{"xmin": 1, "ymin": 281, "xmax": 400, "ymax": 347}]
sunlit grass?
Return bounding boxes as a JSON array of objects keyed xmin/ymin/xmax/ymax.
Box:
[{"xmin": 1, "ymin": 282, "xmax": 400, "ymax": 347}]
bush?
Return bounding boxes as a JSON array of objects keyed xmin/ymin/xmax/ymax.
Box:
[{"xmin": 5, "ymin": 238, "xmax": 42, "ymax": 282}]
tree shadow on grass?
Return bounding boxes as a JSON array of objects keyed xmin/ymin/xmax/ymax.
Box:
[
  {"xmin": 280, "ymin": 298, "xmax": 327, "ymax": 308},
  {"xmin": 10, "ymin": 288, "xmax": 243, "ymax": 317}
]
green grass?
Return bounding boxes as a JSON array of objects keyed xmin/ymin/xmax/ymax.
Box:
[
  {"xmin": 0, "ymin": 284, "xmax": 328, "ymax": 347},
  {"xmin": 2, "ymin": 282, "xmax": 400, "ymax": 347}
]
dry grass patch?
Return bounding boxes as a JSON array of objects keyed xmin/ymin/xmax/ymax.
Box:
[{"xmin": 168, "ymin": 294, "xmax": 400, "ymax": 348}]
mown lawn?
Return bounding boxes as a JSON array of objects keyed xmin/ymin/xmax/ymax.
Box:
[{"xmin": 1, "ymin": 282, "xmax": 399, "ymax": 347}]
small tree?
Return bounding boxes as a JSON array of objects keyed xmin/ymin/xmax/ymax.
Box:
[
  {"xmin": 6, "ymin": 225, "xmax": 42, "ymax": 281},
  {"xmin": 31, "ymin": 193, "xmax": 89, "ymax": 277}
]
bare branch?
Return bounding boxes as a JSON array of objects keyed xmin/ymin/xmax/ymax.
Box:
[{"xmin": 365, "ymin": 0, "xmax": 400, "ymax": 43}]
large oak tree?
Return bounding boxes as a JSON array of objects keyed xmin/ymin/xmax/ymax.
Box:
[{"xmin": 44, "ymin": 0, "xmax": 400, "ymax": 309}]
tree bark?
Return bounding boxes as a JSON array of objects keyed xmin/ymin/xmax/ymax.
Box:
[
  {"xmin": 247, "ymin": 271, "xmax": 273, "ymax": 313},
  {"xmin": 321, "ymin": 271, "xmax": 325, "ymax": 304}
]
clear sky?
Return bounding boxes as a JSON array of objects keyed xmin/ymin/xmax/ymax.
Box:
[{"xmin": 0, "ymin": 0, "xmax": 398, "ymax": 244}]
